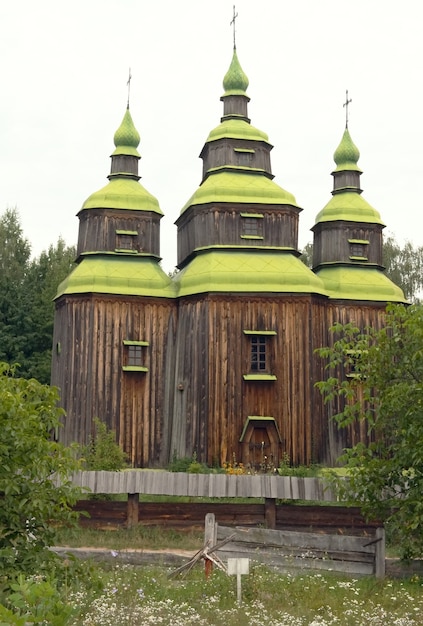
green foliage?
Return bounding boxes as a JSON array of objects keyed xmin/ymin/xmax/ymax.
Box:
[
  {"xmin": 81, "ymin": 417, "xmax": 128, "ymax": 471},
  {"xmin": 167, "ymin": 451, "xmax": 211, "ymax": 474},
  {"xmin": 0, "ymin": 207, "xmax": 76, "ymax": 384},
  {"xmin": 0, "ymin": 363, "xmax": 82, "ymax": 577},
  {"xmin": 316, "ymin": 303, "xmax": 423, "ymax": 559},
  {"xmin": 277, "ymin": 453, "xmax": 322, "ymax": 477}
]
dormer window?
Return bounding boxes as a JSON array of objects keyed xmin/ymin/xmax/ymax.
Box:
[
  {"xmin": 115, "ymin": 230, "xmax": 138, "ymax": 253},
  {"xmin": 240, "ymin": 213, "xmax": 264, "ymax": 240},
  {"xmin": 234, "ymin": 147, "xmax": 254, "ymax": 167},
  {"xmin": 348, "ymin": 238, "xmax": 369, "ymax": 260}
]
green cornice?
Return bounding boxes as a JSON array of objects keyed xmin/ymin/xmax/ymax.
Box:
[
  {"xmin": 173, "ymin": 250, "xmax": 327, "ymax": 297},
  {"xmin": 111, "ymin": 107, "xmax": 141, "ymax": 158},
  {"xmin": 316, "ymin": 266, "xmax": 406, "ymax": 302},
  {"xmin": 80, "ymin": 178, "xmax": 163, "ymax": 215},
  {"xmin": 222, "ymin": 48, "xmax": 249, "ymax": 97},
  {"xmin": 180, "ymin": 171, "xmax": 298, "ymax": 214},
  {"xmin": 333, "ymin": 128, "xmax": 361, "ymax": 173},
  {"xmin": 314, "ymin": 191, "xmax": 384, "ymax": 225},
  {"xmin": 55, "ymin": 256, "xmax": 176, "ymax": 299},
  {"xmin": 206, "ymin": 118, "xmax": 269, "ymax": 144}
]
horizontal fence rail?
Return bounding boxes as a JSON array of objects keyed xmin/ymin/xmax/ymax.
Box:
[{"xmin": 65, "ymin": 471, "xmax": 341, "ymax": 501}]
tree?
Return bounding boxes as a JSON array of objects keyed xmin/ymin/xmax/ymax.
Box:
[
  {"xmin": 316, "ymin": 304, "xmax": 423, "ymax": 559},
  {"xmin": 382, "ymin": 234, "xmax": 423, "ymax": 302},
  {"xmin": 0, "ymin": 363, "xmax": 81, "ymax": 576},
  {"xmin": 21, "ymin": 238, "xmax": 76, "ymax": 383},
  {"xmin": 0, "ymin": 208, "xmax": 31, "ymax": 366}
]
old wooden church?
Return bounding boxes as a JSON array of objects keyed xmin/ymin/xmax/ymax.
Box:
[{"xmin": 51, "ymin": 46, "xmax": 405, "ymax": 468}]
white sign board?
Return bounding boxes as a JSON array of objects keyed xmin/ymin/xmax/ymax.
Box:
[{"xmin": 227, "ymin": 558, "xmax": 250, "ymax": 575}]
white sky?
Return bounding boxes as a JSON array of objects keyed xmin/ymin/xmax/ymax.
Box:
[{"xmin": 1, "ymin": 0, "xmax": 422, "ymax": 272}]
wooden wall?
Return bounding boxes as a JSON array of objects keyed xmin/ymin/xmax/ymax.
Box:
[
  {"xmin": 52, "ymin": 294, "xmax": 176, "ymax": 467},
  {"xmin": 76, "ymin": 209, "xmax": 161, "ymax": 258},
  {"xmin": 176, "ymin": 205, "xmax": 300, "ymax": 267}
]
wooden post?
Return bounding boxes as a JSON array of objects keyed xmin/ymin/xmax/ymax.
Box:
[
  {"xmin": 127, "ymin": 493, "xmax": 139, "ymax": 529},
  {"xmin": 204, "ymin": 513, "xmax": 217, "ymax": 578},
  {"xmin": 264, "ymin": 498, "xmax": 276, "ymax": 529},
  {"xmin": 375, "ymin": 527, "xmax": 385, "ymax": 578}
]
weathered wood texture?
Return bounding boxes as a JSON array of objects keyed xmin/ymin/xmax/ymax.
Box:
[
  {"xmin": 52, "ymin": 296, "xmax": 176, "ymax": 467},
  {"xmin": 312, "ymin": 221, "xmax": 384, "ymax": 268},
  {"xmin": 72, "ymin": 500, "xmax": 379, "ymax": 533},
  {"xmin": 77, "ymin": 209, "xmax": 161, "ymax": 257},
  {"xmin": 66, "ymin": 471, "xmax": 339, "ymax": 500},
  {"xmin": 215, "ymin": 525, "xmax": 385, "ymax": 577},
  {"xmin": 176, "ymin": 205, "xmax": 300, "ymax": 267},
  {"xmin": 171, "ymin": 294, "xmax": 325, "ymax": 466}
]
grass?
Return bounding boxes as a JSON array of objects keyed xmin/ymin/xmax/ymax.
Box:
[
  {"xmin": 58, "ymin": 563, "xmax": 423, "ymax": 624},
  {"xmin": 55, "ymin": 525, "xmax": 204, "ymax": 551}
]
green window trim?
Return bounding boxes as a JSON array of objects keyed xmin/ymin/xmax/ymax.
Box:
[
  {"xmin": 243, "ymin": 374, "xmax": 277, "ymax": 381},
  {"xmin": 239, "ymin": 416, "xmax": 282, "ymax": 442},
  {"xmin": 234, "ymin": 148, "xmax": 255, "ymax": 153},
  {"xmin": 114, "ymin": 248, "xmax": 138, "ymax": 254},
  {"xmin": 123, "ymin": 340, "xmax": 149, "ymax": 346},
  {"xmin": 349, "ymin": 255, "xmax": 368, "ymax": 261},
  {"xmin": 348, "ymin": 238, "xmax": 369, "ymax": 244},
  {"xmin": 243, "ymin": 330, "xmax": 277, "ymax": 336},
  {"xmin": 122, "ymin": 366, "xmax": 148, "ymax": 373},
  {"xmin": 116, "ymin": 229, "xmax": 138, "ymax": 236},
  {"xmin": 240, "ymin": 213, "xmax": 264, "ymax": 218},
  {"xmin": 240, "ymin": 235, "xmax": 264, "ymax": 240}
]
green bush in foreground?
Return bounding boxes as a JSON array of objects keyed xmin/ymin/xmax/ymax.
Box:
[{"xmin": 0, "ymin": 363, "xmax": 81, "ymax": 578}]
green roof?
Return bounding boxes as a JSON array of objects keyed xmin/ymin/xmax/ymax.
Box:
[
  {"xmin": 314, "ymin": 191, "xmax": 384, "ymax": 225},
  {"xmin": 80, "ymin": 177, "xmax": 163, "ymax": 215},
  {"xmin": 181, "ymin": 170, "xmax": 298, "ymax": 214},
  {"xmin": 174, "ymin": 250, "xmax": 327, "ymax": 297},
  {"xmin": 333, "ymin": 128, "xmax": 361, "ymax": 173},
  {"xmin": 222, "ymin": 48, "xmax": 249, "ymax": 97},
  {"xmin": 111, "ymin": 107, "xmax": 141, "ymax": 158},
  {"xmin": 55, "ymin": 256, "xmax": 176, "ymax": 299},
  {"xmin": 206, "ymin": 118, "xmax": 269, "ymax": 144},
  {"xmin": 316, "ymin": 266, "xmax": 406, "ymax": 302}
]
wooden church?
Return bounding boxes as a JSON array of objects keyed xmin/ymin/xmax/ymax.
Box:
[{"xmin": 51, "ymin": 46, "xmax": 405, "ymax": 468}]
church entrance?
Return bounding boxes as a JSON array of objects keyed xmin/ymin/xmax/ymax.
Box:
[{"xmin": 239, "ymin": 417, "xmax": 282, "ymax": 472}]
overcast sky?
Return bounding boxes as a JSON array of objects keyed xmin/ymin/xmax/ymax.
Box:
[{"xmin": 1, "ymin": 0, "xmax": 422, "ymax": 272}]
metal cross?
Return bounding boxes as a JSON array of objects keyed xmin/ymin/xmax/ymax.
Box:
[
  {"xmin": 230, "ymin": 5, "xmax": 238, "ymax": 49},
  {"xmin": 343, "ymin": 89, "xmax": 352, "ymax": 128},
  {"xmin": 127, "ymin": 68, "xmax": 132, "ymax": 108}
]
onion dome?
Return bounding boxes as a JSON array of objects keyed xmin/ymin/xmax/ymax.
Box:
[
  {"xmin": 222, "ymin": 48, "xmax": 249, "ymax": 97},
  {"xmin": 111, "ymin": 107, "xmax": 141, "ymax": 158},
  {"xmin": 333, "ymin": 128, "xmax": 361, "ymax": 173}
]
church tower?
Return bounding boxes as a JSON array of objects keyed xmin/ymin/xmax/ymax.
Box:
[
  {"xmin": 51, "ymin": 106, "xmax": 176, "ymax": 467},
  {"xmin": 170, "ymin": 46, "xmax": 327, "ymax": 467}
]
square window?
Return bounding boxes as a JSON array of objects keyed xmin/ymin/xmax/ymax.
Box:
[
  {"xmin": 122, "ymin": 340, "xmax": 149, "ymax": 372},
  {"xmin": 243, "ymin": 217, "xmax": 263, "ymax": 237},
  {"xmin": 128, "ymin": 345, "xmax": 143, "ymax": 366}
]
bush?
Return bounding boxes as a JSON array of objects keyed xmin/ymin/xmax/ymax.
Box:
[{"xmin": 81, "ymin": 417, "xmax": 128, "ymax": 471}]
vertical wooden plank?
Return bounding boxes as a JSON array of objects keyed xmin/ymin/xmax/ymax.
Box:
[
  {"xmin": 127, "ymin": 493, "xmax": 139, "ymax": 529},
  {"xmin": 375, "ymin": 527, "xmax": 385, "ymax": 579},
  {"xmin": 264, "ymin": 498, "xmax": 276, "ymax": 529},
  {"xmin": 204, "ymin": 513, "xmax": 217, "ymax": 546}
]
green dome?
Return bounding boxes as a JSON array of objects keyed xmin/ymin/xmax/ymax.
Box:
[
  {"xmin": 80, "ymin": 177, "xmax": 163, "ymax": 215},
  {"xmin": 316, "ymin": 266, "xmax": 406, "ymax": 302},
  {"xmin": 181, "ymin": 170, "xmax": 298, "ymax": 214},
  {"xmin": 174, "ymin": 250, "xmax": 327, "ymax": 297},
  {"xmin": 222, "ymin": 49, "xmax": 249, "ymax": 97},
  {"xmin": 111, "ymin": 107, "xmax": 141, "ymax": 158},
  {"xmin": 206, "ymin": 118, "xmax": 269, "ymax": 144},
  {"xmin": 55, "ymin": 256, "xmax": 176, "ymax": 299},
  {"xmin": 314, "ymin": 191, "xmax": 384, "ymax": 225},
  {"xmin": 333, "ymin": 128, "xmax": 361, "ymax": 173}
]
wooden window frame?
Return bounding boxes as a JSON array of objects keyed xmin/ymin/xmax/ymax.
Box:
[
  {"xmin": 243, "ymin": 330, "xmax": 277, "ymax": 381},
  {"xmin": 122, "ymin": 339, "xmax": 149, "ymax": 372}
]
